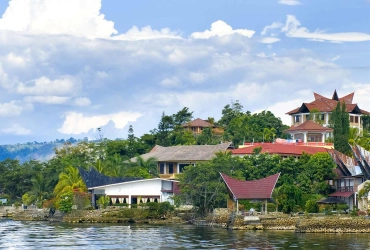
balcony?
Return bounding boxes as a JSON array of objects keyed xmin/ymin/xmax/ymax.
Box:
[
  {"xmin": 337, "ymin": 186, "xmax": 354, "ymax": 192},
  {"xmin": 159, "ymin": 173, "xmax": 182, "ymax": 179}
]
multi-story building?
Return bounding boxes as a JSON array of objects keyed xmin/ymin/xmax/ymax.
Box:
[{"xmin": 286, "ymin": 90, "xmax": 370, "ymax": 130}]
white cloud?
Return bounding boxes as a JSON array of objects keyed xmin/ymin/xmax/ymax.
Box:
[
  {"xmin": 189, "ymin": 72, "xmax": 208, "ymax": 83},
  {"xmin": 23, "ymin": 96, "xmax": 71, "ymax": 105},
  {"xmin": 6, "ymin": 53, "xmax": 26, "ymax": 66},
  {"xmin": 0, "ymin": 0, "xmax": 117, "ymax": 39},
  {"xmin": 0, "ymin": 101, "xmax": 25, "ymax": 116},
  {"xmin": 261, "ymin": 37, "xmax": 281, "ymax": 44},
  {"xmin": 58, "ymin": 111, "xmax": 143, "ymax": 134},
  {"xmin": 190, "ymin": 20, "xmax": 255, "ymax": 39},
  {"xmin": 16, "ymin": 76, "xmax": 79, "ymax": 96},
  {"xmin": 160, "ymin": 76, "xmax": 182, "ymax": 87},
  {"xmin": 278, "ymin": 0, "xmax": 301, "ymax": 5},
  {"xmin": 113, "ymin": 26, "xmax": 182, "ymax": 41},
  {"xmin": 261, "ymin": 21, "xmax": 283, "ymax": 36},
  {"xmin": 1, "ymin": 124, "xmax": 31, "ymax": 135},
  {"xmin": 331, "ymin": 55, "xmax": 340, "ymax": 61},
  {"xmin": 74, "ymin": 97, "xmax": 91, "ymax": 106},
  {"xmin": 282, "ymin": 15, "xmax": 370, "ymax": 42}
]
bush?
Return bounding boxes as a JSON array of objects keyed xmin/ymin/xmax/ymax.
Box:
[
  {"xmin": 267, "ymin": 203, "xmax": 276, "ymax": 212},
  {"xmin": 97, "ymin": 196, "xmax": 110, "ymax": 209},
  {"xmin": 305, "ymin": 200, "xmax": 319, "ymax": 213},
  {"xmin": 58, "ymin": 191, "xmax": 73, "ymax": 213}
]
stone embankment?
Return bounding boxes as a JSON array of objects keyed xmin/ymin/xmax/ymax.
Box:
[{"xmin": 296, "ymin": 217, "xmax": 370, "ymax": 233}]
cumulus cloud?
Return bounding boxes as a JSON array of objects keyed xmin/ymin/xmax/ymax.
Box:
[
  {"xmin": 261, "ymin": 21, "xmax": 283, "ymax": 36},
  {"xmin": 0, "ymin": 0, "xmax": 116, "ymax": 39},
  {"xmin": 113, "ymin": 26, "xmax": 181, "ymax": 41},
  {"xmin": 16, "ymin": 76, "xmax": 79, "ymax": 96},
  {"xmin": 74, "ymin": 97, "xmax": 91, "ymax": 107},
  {"xmin": 278, "ymin": 0, "xmax": 301, "ymax": 5},
  {"xmin": 190, "ymin": 20, "xmax": 255, "ymax": 39},
  {"xmin": 261, "ymin": 37, "xmax": 281, "ymax": 44},
  {"xmin": 58, "ymin": 111, "xmax": 143, "ymax": 134},
  {"xmin": 1, "ymin": 124, "xmax": 31, "ymax": 135},
  {"xmin": 0, "ymin": 101, "xmax": 25, "ymax": 116},
  {"xmin": 160, "ymin": 76, "xmax": 182, "ymax": 87},
  {"xmin": 282, "ymin": 15, "xmax": 370, "ymax": 42},
  {"xmin": 23, "ymin": 96, "xmax": 71, "ymax": 105}
]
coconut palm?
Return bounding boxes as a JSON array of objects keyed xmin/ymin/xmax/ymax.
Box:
[
  {"xmin": 54, "ymin": 166, "xmax": 86, "ymax": 198},
  {"xmin": 29, "ymin": 173, "xmax": 49, "ymax": 205},
  {"xmin": 130, "ymin": 156, "xmax": 158, "ymax": 177},
  {"xmin": 272, "ymin": 186, "xmax": 285, "ymax": 212}
]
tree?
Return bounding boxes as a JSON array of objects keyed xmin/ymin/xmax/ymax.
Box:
[
  {"xmin": 332, "ymin": 102, "xmax": 351, "ymax": 154},
  {"xmin": 54, "ymin": 166, "xmax": 87, "ymax": 198},
  {"xmin": 127, "ymin": 125, "xmax": 136, "ymax": 158},
  {"xmin": 309, "ymin": 108, "xmax": 324, "ymax": 125},
  {"xmin": 28, "ymin": 173, "xmax": 49, "ymax": 207},
  {"xmin": 129, "ymin": 155, "xmax": 158, "ymax": 177}
]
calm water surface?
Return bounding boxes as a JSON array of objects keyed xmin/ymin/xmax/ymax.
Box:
[{"xmin": 1, "ymin": 219, "xmax": 370, "ymax": 249}]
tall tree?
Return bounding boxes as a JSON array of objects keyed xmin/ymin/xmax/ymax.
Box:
[
  {"xmin": 127, "ymin": 125, "xmax": 136, "ymax": 158},
  {"xmin": 333, "ymin": 102, "xmax": 350, "ymax": 154}
]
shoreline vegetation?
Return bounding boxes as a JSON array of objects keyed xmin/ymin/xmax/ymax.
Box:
[{"xmin": 4, "ymin": 206, "xmax": 370, "ymax": 233}]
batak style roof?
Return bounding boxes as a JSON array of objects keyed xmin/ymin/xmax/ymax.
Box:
[
  {"xmin": 231, "ymin": 143, "xmax": 328, "ymax": 156},
  {"xmin": 287, "ymin": 90, "xmax": 370, "ymax": 115},
  {"xmin": 136, "ymin": 142, "xmax": 232, "ymax": 162},
  {"xmin": 182, "ymin": 118, "xmax": 214, "ymax": 128},
  {"xmin": 220, "ymin": 173, "xmax": 280, "ymax": 200},
  {"xmin": 285, "ymin": 120, "xmax": 333, "ymax": 132}
]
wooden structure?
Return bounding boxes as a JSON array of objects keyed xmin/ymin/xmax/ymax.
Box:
[{"xmin": 220, "ymin": 173, "xmax": 280, "ymax": 214}]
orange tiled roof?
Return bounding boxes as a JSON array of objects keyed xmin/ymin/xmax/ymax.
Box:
[
  {"xmin": 231, "ymin": 143, "xmax": 328, "ymax": 156},
  {"xmin": 286, "ymin": 90, "xmax": 369, "ymax": 115},
  {"xmin": 285, "ymin": 120, "xmax": 333, "ymax": 132}
]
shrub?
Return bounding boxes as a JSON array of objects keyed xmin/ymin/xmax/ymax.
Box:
[
  {"xmin": 58, "ymin": 191, "xmax": 73, "ymax": 213},
  {"xmin": 305, "ymin": 200, "xmax": 319, "ymax": 213},
  {"xmin": 267, "ymin": 203, "xmax": 276, "ymax": 212},
  {"xmin": 97, "ymin": 196, "xmax": 110, "ymax": 209}
]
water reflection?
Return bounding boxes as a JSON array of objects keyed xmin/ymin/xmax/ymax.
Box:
[{"xmin": 0, "ymin": 219, "xmax": 369, "ymax": 249}]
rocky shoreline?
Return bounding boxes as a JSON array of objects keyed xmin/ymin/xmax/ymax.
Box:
[{"xmin": 6, "ymin": 207, "xmax": 370, "ymax": 233}]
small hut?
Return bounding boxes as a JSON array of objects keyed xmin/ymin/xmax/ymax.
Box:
[{"xmin": 220, "ymin": 173, "xmax": 280, "ymax": 214}]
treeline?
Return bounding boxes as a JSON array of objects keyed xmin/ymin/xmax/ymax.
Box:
[{"xmin": 0, "ymin": 101, "xmax": 288, "ymax": 210}]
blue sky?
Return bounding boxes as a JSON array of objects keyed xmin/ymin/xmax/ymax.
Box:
[{"xmin": 0, "ymin": 0, "xmax": 370, "ymax": 144}]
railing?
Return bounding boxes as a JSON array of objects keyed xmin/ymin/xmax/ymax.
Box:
[{"xmin": 337, "ymin": 186, "xmax": 354, "ymax": 192}]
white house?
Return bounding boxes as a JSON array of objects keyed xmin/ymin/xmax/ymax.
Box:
[{"xmin": 89, "ymin": 178, "xmax": 179, "ymax": 207}]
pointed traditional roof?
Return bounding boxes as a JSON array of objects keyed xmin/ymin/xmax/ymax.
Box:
[
  {"xmin": 332, "ymin": 90, "xmax": 339, "ymax": 101},
  {"xmin": 285, "ymin": 120, "xmax": 333, "ymax": 132},
  {"xmin": 220, "ymin": 173, "xmax": 280, "ymax": 200},
  {"xmin": 286, "ymin": 90, "xmax": 369, "ymax": 115}
]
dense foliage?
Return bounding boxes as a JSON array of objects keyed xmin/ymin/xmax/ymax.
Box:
[{"xmin": 177, "ymin": 151, "xmax": 336, "ymax": 214}]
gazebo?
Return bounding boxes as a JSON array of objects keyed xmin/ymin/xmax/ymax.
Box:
[{"xmin": 220, "ymin": 173, "xmax": 280, "ymax": 214}]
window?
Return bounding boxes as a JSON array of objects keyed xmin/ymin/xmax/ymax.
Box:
[
  {"xmin": 168, "ymin": 163, "xmax": 174, "ymax": 174},
  {"xmin": 320, "ymin": 114, "xmax": 325, "ymax": 120},
  {"xmin": 294, "ymin": 115, "xmax": 300, "ymax": 123},
  {"xmin": 159, "ymin": 163, "xmax": 165, "ymax": 174},
  {"xmin": 306, "ymin": 114, "xmax": 310, "ymax": 121},
  {"xmin": 355, "ymin": 116, "xmax": 359, "ymax": 123},
  {"xmin": 179, "ymin": 164, "xmax": 188, "ymax": 173}
]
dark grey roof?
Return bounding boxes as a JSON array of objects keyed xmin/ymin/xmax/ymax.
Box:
[
  {"xmin": 136, "ymin": 142, "xmax": 232, "ymax": 162},
  {"xmin": 78, "ymin": 167, "xmax": 143, "ymax": 189}
]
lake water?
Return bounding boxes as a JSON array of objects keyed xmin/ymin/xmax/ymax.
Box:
[{"xmin": 1, "ymin": 219, "xmax": 370, "ymax": 249}]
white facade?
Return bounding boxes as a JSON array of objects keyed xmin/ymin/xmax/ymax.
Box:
[{"xmin": 90, "ymin": 178, "xmax": 178, "ymax": 206}]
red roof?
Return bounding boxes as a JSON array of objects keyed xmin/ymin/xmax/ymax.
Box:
[
  {"xmin": 285, "ymin": 120, "xmax": 333, "ymax": 132},
  {"xmin": 329, "ymin": 191, "xmax": 354, "ymax": 198},
  {"xmin": 220, "ymin": 173, "xmax": 280, "ymax": 199},
  {"xmin": 231, "ymin": 143, "xmax": 328, "ymax": 156},
  {"xmin": 286, "ymin": 91, "xmax": 369, "ymax": 115}
]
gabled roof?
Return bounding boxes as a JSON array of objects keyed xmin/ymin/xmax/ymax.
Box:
[
  {"xmin": 220, "ymin": 173, "xmax": 280, "ymax": 200},
  {"xmin": 285, "ymin": 120, "xmax": 333, "ymax": 132},
  {"xmin": 137, "ymin": 142, "xmax": 232, "ymax": 162},
  {"xmin": 231, "ymin": 143, "xmax": 328, "ymax": 156},
  {"xmin": 182, "ymin": 118, "xmax": 214, "ymax": 128},
  {"xmin": 286, "ymin": 90, "xmax": 369, "ymax": 115}
]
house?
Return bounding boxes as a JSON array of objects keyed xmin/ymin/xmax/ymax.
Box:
[
  {"xmin": 137, "ymin": 142, "xmax": 233, "ymax": 179},
  {"xmin": 89, "ymin": 178, "xmax": 180, "ymax": 207},
  {"xmin": 286, "ymin": 90, "xmax": 370, "ymax": 131},
  {"xmin": 326, "ymin": 149, "xmax": 364, "ymax": 210},
  {"xmin": 231, "ymin": 142, "xmax": 329, "ymax": 160},
  {"xmin": 285, "ymin": 120, "xmax": 333, "ymax": 143},
  {"xmin": 182, "ymin": 118, "xmax": 223, "ymax": 135}
]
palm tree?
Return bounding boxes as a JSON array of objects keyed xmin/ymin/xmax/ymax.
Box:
[
  {"xmin": 29, "ymin": 173, "xmax": 49, "ymax": 206},
  {"xmin": 131, "ymin": 156, "xmax": 158, "ymax": 177},
  {"xmin": 54, "ymin": 166, "xmax": 86, "ymax": 198},
  {"xmin": 272, "ymin": 186, "xmax": 285, "ymax": 212}
]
